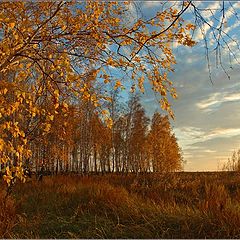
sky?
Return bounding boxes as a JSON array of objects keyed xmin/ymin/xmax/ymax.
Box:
[{"xmin": 133, "ymin": 1, "xmax": 240, "ymax": 171}]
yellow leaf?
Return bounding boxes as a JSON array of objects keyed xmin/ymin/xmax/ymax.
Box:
[
  {"xmin": 3, "ymin": 88, "xmax": 8, "ymax": 94},
  {"xmin": 107, "ymin": 57, "xmax": 114, "ymax": 66},
  {"xmin": 0, "ymin": 138, "xmax": 4, "ymax": 151},
  {"xmin": 48, "ymin": 115, "xmax": 54, "ymax": 121},
  {"xmin": 54, "ymin": 89, "xmax": 59, "ymax": 97},
  {"xmin": 8, "ymin": 22, "xmax": 15, "ymax": 29},
  {"xmin": 55, "ymin": 103, "xmax": 59, "ymax": 109},
  {"xmin": 3, "ymin": 175, "xmax": 13, "ymax": 186},
  {"xmin": 61, "ymin": 25, "xmax": 67, "ymax": 31},
  {"xmin": 101, "ymin": 109, "xmax": 108, "ymax": 115},
  {"xmin": 44, "ymin": 123, "xmax": 51, "ymax": 132},
  {"xmin": 26, "ymin": 62, "xmax": 32, "ymax": 68},
  {"xmin": 114, "ymin": 80, "xmax": 122, "ymax": 89},
  {"xmin": 62, "ymin": 102, "xmax": 68, "ymax": 109}
]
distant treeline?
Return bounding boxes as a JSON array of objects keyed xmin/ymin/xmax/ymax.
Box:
[{"xmin": 1, "ymin": 94, "xmax": 182, "ymax": 175}]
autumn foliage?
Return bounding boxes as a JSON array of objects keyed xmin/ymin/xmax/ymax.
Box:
[
  {"xmin": 23, "ymin": 94, "xmax": 182, "ymax": 175},
  {"xmin": 0, "ymin": 1, "xmax": 196, "ymax": 183}
]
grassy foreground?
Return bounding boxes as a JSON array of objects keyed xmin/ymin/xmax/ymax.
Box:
[{"xmin": 1, "ymin": 172, "xmax": 240, "ymax": 238}]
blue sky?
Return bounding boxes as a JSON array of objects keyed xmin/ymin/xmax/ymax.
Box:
[{"xmin": 131, "ymin": 1, "xmax": 240, "ymax": 171}]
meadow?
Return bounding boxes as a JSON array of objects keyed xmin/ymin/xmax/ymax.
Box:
[{"xmin": 1, "ymin": 172, "xmax": 240, "ymax": 238}]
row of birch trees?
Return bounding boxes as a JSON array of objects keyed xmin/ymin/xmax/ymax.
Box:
[{"xmin": 22, "ymin": 93, "xmax": 183, "ymax": 175}]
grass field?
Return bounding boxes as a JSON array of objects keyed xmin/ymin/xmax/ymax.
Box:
[{"xmin": 1, "ymin": 172, "xmax": 240, "ymax": 238}]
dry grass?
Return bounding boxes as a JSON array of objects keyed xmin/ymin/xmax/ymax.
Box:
[
  {"xmin": 0, "ymin": 189, "xmax": 17, "ymax": 238},
  {"xmin": 1, "ymin": 172, "xmax": 240, "ymax": 238}
]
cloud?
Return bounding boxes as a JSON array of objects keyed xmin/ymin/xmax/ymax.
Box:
[
  {"xmin": 196, "ymin": 92, "xmax": 240, "ymax": 112},
  {"xmin": 196, "ymin": 92, "xmax": 221, "ymax": 110},
  {"xmin": 224, "ymin": 5, "xmax": 240, "ymax": 22},
  {"xmin": 224, "ymin": 93, "xmax": 240, "ymax": 101},
  {"xmin": 122, "ymin": 2, "xmax": 139, "ymax": 27},
  {"xmin": 143, "ymin": 1, "xmax": 161, "ymax": 9},
  {"xmin": 174, "ymin": 126, "xmax": 206, "ymax": 150},
  {"xmin": 192, "ymin": 2, "xmax": 240, "ymax": 49},
  {"xmin": 202, "ymin": 2, "xmax": 221, "ymax": 20},
  {"xmin": 207, "ymin": 128, "xmax": 240, "ymax": 139},
  {"xmin": 193, "ymin": 19, "xmax": 214, "ymax": 42},
  {"xmin": 174, "ymin": 126, "xmax": 240, "ymax": 156},
  {"xmin": 203, "ymin": 149, "xmax": 217, "ymax": 153},
  {"xmin": 174, "ymin": 126, "xmax": 240, "ymax": 171},
  {"xmin": 190, "ymin": 126, "xmax": 240, "ymax": 142}
]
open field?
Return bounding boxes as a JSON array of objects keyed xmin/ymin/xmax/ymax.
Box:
[{"xmin": 1, "ymin": 172, "xmax": 240, "ymax": 238}]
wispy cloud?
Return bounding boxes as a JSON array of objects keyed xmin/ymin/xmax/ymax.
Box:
[
  {"xmin": 196, "ymin": 92, "xmax": 240, "ymax": 112},
  {"xmin": 174, "ymin": 126, "xmax": 206, "ymax": 150},
  {"xmin": 174, "ymin": 126, "xmax": 240, "ymax": 155},
  {"xmin": 207, "ymin": 128, "xmax": 240, "ymax": 139},
  {"xmin": 224, "ymin": 93, "xmax": 240, "ymax": 101},
  {"xmin": 203, "ymin": 149, "xmax": 217, "ymax": 153},
  {"xmin": 196, "ymin": 92, "xmax": 221, "ymax": 110}
]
